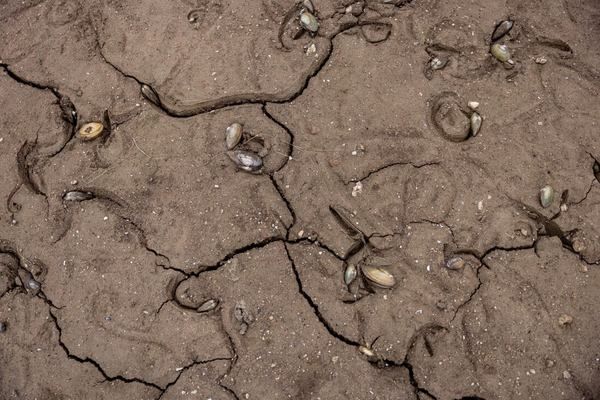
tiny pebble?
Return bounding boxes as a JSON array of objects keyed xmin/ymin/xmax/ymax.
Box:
[
  {"xmin": 558, "ymin": 314, "xmax": 573, "ymax": 326},
  {"xmin": 70, "ymin": 180, "xmax": 78, "ymax": 185},
  {"xmin": 535, "ymin": 56, "xmax": 548, "ymax": 65},
  {"xmin": 563, "ymin": 370, "xmax": 572, "ymax": 380},
  {"xmin": 468, "ymin": 101, "xmax": 479, "ymax": 110}
]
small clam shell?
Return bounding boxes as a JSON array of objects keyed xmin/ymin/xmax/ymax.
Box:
[
  {"xmin": 63, "ymin": 191, "xmax": 94, "ymax": 202},
  {"xmin": 226, "ymin": 123, "xmax": 243, "ymax": 150},
  {"xmin": 470, "ymin": 112, "xmax": 482, "ymax": 136},
  {"xmin": 491, "ymin": 20, "xmax": 513, "ymax": 41},
  {"xmin": 141, "ymin": 84, "xmax": 161, "ymax": 106},
  {"xmin": 227, "ymin": 150, "xmax": 263, "ymax": 172},
  {"xmin": 300, "ymin": 11, "xmax": 319, "ymax": 33},
  {"xmin": 344, "ymin": 264, "xmax": 357, "ymax": 285},
  {"xmin": 362, "ymin": 265, "xmax": 395, "ymax": 289},
  {"xmin": 445, "ymin": 257, "xmax": 465, "ymax": 270},
  {"xmin": 539, "ymin": 185, "xmax": 554, "ymax": 208},
  {"xmin": 78, "ymin": 122, "xmax": 104, "ymax": 141},
  {"xmin": 197, "ymin": 299, "xmax": 219, "ymax": 313},
  {"xmin": 491, "ymin": 44, "xmax": 511, "ymax": 62}
]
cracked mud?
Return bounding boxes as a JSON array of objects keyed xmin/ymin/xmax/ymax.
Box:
[{"xmin": 1, "ymin": 0, "xmax": 599, "ymax": 399}]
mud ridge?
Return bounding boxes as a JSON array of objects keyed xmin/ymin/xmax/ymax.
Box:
[{"xmin": 346, "ymin": 161, "xmax": 441, "ymax": 184}]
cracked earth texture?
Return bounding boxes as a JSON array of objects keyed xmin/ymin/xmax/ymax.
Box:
[{"xmin": 0, "ymin": 0, "xmax": 599, "ymax": 399}]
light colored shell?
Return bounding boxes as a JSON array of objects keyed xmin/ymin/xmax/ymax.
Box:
[
  {"xmin": 78, "ymin": 122, "xmax": 104, "ymax": 141},
  {"xmin": 63, "ymin": 191, "xmax": 94, "ymax": 202},
  {"xmin": 470, "ymin": 112, "xmax": 482, "ymax": 136},
  {"xmin": 445, "ymin": 257, "xmax": 465, "ymax": 270},
  {"xmin": 227, "ymin": 150, "xmax": 263, "ymax": 172},
  {"xmin": 491, "ymin": 44, "xmax": 511, "ymax": 62},
  {"xmin": 302, "ymin": 0, "xmax": 314, "ymax": 13},
  {"xmin": 362, "ymin": 266, "xmax": 395, "ymax": 288},
  {"xmin": 359, "ymin": 346, "xmax": 375, "ymax": 357},
  {"xmin": 226, "ymin": 122, "xmax": 243, "ymax": 150},
  {"xmin": 430, "ymin": 57, "xmax": 447, "ymax": 70},
  {"xmin": 300, "ymin": 11, "xmax": 319, "ymax": 33},
  {"xmin": 197, "ymin": 299, "xmax": 218, "ymax": 313},
  {"xmin": 344, "ymin": 264, "xmax": 357, "ymax": 285},
  {"xmin": 539, "ymin": 185, "xmax": 554, "ymax": 208}
]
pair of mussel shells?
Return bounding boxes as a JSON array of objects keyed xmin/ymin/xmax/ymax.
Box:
[
  {"xmin": 225, "ymin": 122, "xmax": 263, "ymax": 173},
  {"xmin": 344, "ymin": 264, "xmax": 396, "ymax": 289}
]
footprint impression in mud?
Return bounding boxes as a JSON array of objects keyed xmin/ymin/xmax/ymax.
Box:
[{"xmin": 429, "ymin": 92, "xmax": 481, "ymax": 142}]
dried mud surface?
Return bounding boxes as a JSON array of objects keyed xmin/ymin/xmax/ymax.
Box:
[{"xmin": 1, "ymin": 0, "xmax": 599, "ymax": 399}]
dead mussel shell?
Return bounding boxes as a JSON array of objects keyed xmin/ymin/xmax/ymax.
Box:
[
  {"xmin": 226, "ymin": 122, "xmax": 243, "ymax": 150},
  {"xmin": 491, "ymin": 43, "xmax": 511, "ymax": 63},
  {"xmin": 197, "ymin": 299, "xmax": 219, "ymax": 313},
  {"xmin": 300, "ymin": 11, "xmax": 319, "ymax": 33},
  {"xmin": 344, "ymin": 264, "xmax": 357, "ymax": 285},
  {"xmin": 470, "ymin": 112, "xmax": 482, "ymax": 136},
  {"xmin": 63, "ymin": 190, "xmax": 94, "ymax": 202},
  {"xmin": 78, "ymin": 122, "xmax": 104, "ymax": 141},
  {"xmin": 445, "ymin": 257, "xmax": 465, "ymax": 270},
  {"xmin": 361, "ymin": 265, "xmax": 396, "ymax": 289},
  {"xmin": 539, "ymin": 185, "xmax": 555, "ymax": 208},
  {"xmin": 491, "ymin": 20, "xmax": 513, "ymax": 41},
  {"xmin": 227, "ymin": 150, "xmax": 263, "ymax": 172},
  {"xmin": 141, "ymin": 84, "xmax": 161, "ymax": 107}
]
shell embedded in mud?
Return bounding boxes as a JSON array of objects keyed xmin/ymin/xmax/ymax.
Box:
[
  {"xmin": 227, "ymin": 150, "xmax": 263, "ymax": 172},
  {"xmin": 539, "ymin": 185, "xmax": 554, "ymax": 208},
  {"xmin": 362, "ymin": 265, "xmax": 396, "ymax": 288},
  {"xmin": 431, "ymin": 57, "xmax": 448, "ymax": 70},
  {"xmin": 491, "ymin": 43, "xmax": 511, "ymax": 62},
  {"xmin": 141, "ymin": 84, "xmax": 161, "ymax": 106},
  {"xmin": 63, "ymin": 191, "xmax": 94, "ymax": 202},
  {"xmin": 491, "ymin": 20, "xmax": 513, "ymax": 41},
  {"xmin": 78, "ymin": 122, "xmax": 104, "ymax": 141},
  {"xmin": 300, "ymin": 11, "xmax": 319, "ymax": 33},
  {"xmin": 445, "ymin": 257, "xmax": 465, "ymax": 270},
  {"xmin": 197, "ymin": 299, "xmax": 219, "ymax": 313},
  {"xmin": 302, "ymin": 0, "xmax": 314, "ymax": 13},
  {"xmin": 226, "ymin": 122, "xmax": 243, "ymax": 150},
  {"xmin": 470, "ymin": 112, "xmax": 482, "ymax": 136},
  {"xmin": 344, "ymin": 263, "xmax": 357, "ymax": 285}
]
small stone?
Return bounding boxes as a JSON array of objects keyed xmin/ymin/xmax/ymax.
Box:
[
  {"xmin": 298, "ymin": 230, "xmax": 304, "ymax": 237},
  {"xmin": 331, "ymin": 356, "xmax": 339, "ymax": 364},
  {"xmin": 563, "ymin": 370, "xmax": 572, "ymax": 380},
  {"xmin": 520, "ymin": 228, "xmax": 529, "ymax": 237},
  {"xmin": 70, "ymin": 180, "xmax": 78, "ymax": 185},
  {"xmin": 558, "ymin": 314, "xmax": 573, "ymax": 326},
  {"xmin": 305, "ymin": 43, "xmax": 316, "ymax": 55},
  {"xmin": 545, "ymin": 359, "xmax": 555, "ymax": 368},
  {"xmin": 572, "ymin": 238, "xmax": 585, "ymax": 253},
  {"xmin": 535, "ymin": 56, "xmax": 548, "ymax": 65},
  {"xmin": 351, "ymin": 181, "xmax": 363, "ymax": 197},
  {"xmin": 467, "ymin": 101, "xmax": 479, "ymax": 110},
  {"xmin": 560, "ymin": 203, "xmax": 568, "ymax": 212}
]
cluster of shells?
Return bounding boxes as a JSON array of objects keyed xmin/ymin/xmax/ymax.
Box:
[
  {"xmin": 225, "ymin": 122, "xmax": 265, "ymax": 173},
  {"xmin": 489, "ymin": 19, "xmax": 515, "ymax": 67}
]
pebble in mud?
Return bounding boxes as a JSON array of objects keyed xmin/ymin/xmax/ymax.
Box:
[{"xmin": 558, "ymin": 314, "xmax": 573, "ymax": 326}]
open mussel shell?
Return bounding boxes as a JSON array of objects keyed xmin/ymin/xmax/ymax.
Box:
[
  {"xmin": 539, "ymin": 185, "xmax": 555, "ymax": 208},
  {"xmin": 226, "ymin": 122, "xmax": 243, "ymax": 150},
  {"xmin": 300, "ymin": 11, "xmax": 319, "ymax": 33},
  {"xmin": 227, "ymin": 150, "xmax": 263, "ymax": 172},
  {"xmin": 491, "ymin": 20, "xmax": 513, "ymax": 41},
  {"xmin": 361, "ymin": 265, "xmax": 396, "ymax": 289},
  {"xmin": 470, "ymin": 112, "xmax": 482, "ymax": 136},
  {"xmin": 78, "ymin": 122, "xmax": 104, "ymax": 141},
  {"xmin": 344, "ymin": 264, "xmax": 357, "ymax": 285},
  {"xmin": 491, "ymin": 43, "xmax": 511, "ymax": 62}
]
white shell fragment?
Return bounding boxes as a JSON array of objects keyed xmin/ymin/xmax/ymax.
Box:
[
  {"xmin": 470, "ymin": 112, "xmax": 482, "ymax": 136},
  {"xmin": 225, "ymin": 122, "xmax": 243, "ymax": 150}
]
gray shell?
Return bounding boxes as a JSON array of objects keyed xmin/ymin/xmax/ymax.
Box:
[{"xmin": 300, "ymin": 11, "xmax": 319, "ymax": 33}]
